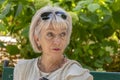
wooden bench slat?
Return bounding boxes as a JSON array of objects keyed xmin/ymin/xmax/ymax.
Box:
[
  {"xmin": 90, "ymin": 71, "xmax": 120, "ymax": 80},
  {"xmin": 2, "ymin": 67, "xmax": 14, "ymax": 80}
]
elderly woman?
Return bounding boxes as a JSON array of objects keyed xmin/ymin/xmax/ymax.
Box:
[{"xmin": 14, "ymin": 6, "xmax": 93, "ymax": 80}]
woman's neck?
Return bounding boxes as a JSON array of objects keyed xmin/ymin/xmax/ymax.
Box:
[{"xmin": 38, "ymin": 54, "xmax": 65, "ymax": 73}]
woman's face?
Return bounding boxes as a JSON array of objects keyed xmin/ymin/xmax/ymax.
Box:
[{"xmin": 38, "ymin": 25, "xmax": 68, "ymax": 56}]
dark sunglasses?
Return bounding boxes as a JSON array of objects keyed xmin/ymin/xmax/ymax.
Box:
[
  {"xmin": 39, "ymin": 77, "xmax": 49, "ymax": 80},
  {"xmin": 41, "ymin": 11, "xmax": 67, "ymax": 20}
]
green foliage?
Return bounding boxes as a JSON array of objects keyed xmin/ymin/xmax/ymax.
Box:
[
  {"xmin": 6, "ymin": 45, "xmax": 20, "ymax": 55},
  {"xmin": 34, "ymin": 0, "xmax": 52, "ymax": 10},
  {"xmin": 0, "ymin": 0, "xmax": 120, "ymax": 71}
]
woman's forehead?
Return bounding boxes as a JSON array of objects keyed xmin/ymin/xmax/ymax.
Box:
[{"xmin": 44, "ymin": 25, "xmax": 67, "ymax": 31}]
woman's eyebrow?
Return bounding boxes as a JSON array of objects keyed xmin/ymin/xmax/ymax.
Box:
[{"xmin": 46, "ymin": 27, "xmax": 67, "ymax": 31}]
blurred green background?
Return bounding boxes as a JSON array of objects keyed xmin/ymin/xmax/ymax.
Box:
[{"xmin": 0, "ymin": 0, "xmax": 120, "ymax": 77}]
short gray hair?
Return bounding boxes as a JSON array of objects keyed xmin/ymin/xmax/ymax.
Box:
[{"xmin": 29, "ymin": 5, "xmax": 72, "ymax": 53}]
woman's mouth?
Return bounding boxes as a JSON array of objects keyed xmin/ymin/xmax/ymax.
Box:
[{"xmin": 53, "ymin": 48, "xmax": 60, "ymax": 51}]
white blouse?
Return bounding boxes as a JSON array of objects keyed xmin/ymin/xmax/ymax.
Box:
[{"xmin": 14, "ymin": 58, "xmax": 93, "ymax": 80}]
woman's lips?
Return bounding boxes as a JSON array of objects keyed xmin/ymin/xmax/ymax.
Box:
[{"xmin": 53, "ymin": 48, "xmax": 60, "ymax": 51}]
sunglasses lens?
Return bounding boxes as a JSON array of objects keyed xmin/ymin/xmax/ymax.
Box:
[
  {"xmin": 41, "ymin": 11, "xmax": 67, "ymax": 20},
  {"xmin": 39, "ymin": 77, "xmax": 49, "ymax": 80},
  {"xmin": 41, "ymin": 12, "xmax": 52, "ymax": 20},
  {"xmin": 55, "ymin": 11, "xmax": 67, "ymax": 19}
]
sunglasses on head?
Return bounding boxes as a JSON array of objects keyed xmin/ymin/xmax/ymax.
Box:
[
  {"xmin": 39, "ymin": 77, "xmax": 49, "ymax": 80},
  {"xmin": 41, "ymin": 11, "xmax": 67, "ymax": 20}
]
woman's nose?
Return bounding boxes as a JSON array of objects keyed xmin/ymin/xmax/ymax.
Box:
[{"xmin": 53, "ymin": 36, "xmax": 61, "ymax": 45}]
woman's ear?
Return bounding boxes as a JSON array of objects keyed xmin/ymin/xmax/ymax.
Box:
[
  {"xmin": 34, "ymin": 35, "xmax": 40, "ymax": 45},
  {"xmin": 34, "ymin": 35, "xmax": 42, "ymax": 51}
]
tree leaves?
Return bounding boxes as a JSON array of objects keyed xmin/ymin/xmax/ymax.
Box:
[
  {"xmin": 0, "ymin": 24, "xmax": 6, "ymax": 31},
  {"xmin": 112, "ymin": 10, "xmax": 120, "ymax": 25},
  {"xmin": 1, "ymin": 3, "xmax": 11, "ymax": 16},
  {"xmin": 6, "ymin": 45, "xmax": 20, "ymax": 55},
  {"xmin": 0, "ymin": 14, "xmax": 6, "ymax": 19},
  {"xmin": 15, "ymin": 3, "xmax": 23, "ymax": 18},
  {"xmin": 88, "ymin": 3, "xmax": 100, "ymax": 12}
]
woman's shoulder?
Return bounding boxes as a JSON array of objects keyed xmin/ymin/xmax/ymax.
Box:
[
  {"xmin": 17, "ymin": 58, "xmax": 37, "ymax": 64},
  {"xmin": 15, "ymin": 58, "xmax": 38, "ymax": 69},
  {"xmin": 65, "ymin": 59, "xmax": 88, "ymax": 74},
  {"xmin": 63, "ymin": 59, "xmax": 93, "ymax": 80},
  {"xmin": 13, "ymin": 58, "xmax": 38, "ymax": 80}
]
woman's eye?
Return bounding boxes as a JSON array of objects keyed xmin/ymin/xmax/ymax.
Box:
[
  {"xmin": 60, "ymin": 32, "xmax": 66, "ymax": 37},
  {"xmin": 47, "ymin": 32, "xmax": 54, "ymax": 37}
]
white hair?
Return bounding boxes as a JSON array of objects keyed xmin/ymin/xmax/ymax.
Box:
[{"xmin": 29, "ymin": 5, "xmax": 72, "ymax": 53}]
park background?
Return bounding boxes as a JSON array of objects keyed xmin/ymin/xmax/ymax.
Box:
[{"xmin": 0, "ymin": 0, "xmax": 120, "ymax": 77}]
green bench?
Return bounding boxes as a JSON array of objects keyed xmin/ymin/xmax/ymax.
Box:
[
  {"xmin": 2, "ymin": 67, "xmax": 14, "ymax": 80},
  {"xmin": 2, "ymin": 60, "xmax": 120, "ymax": 80},
  {"xmin": 90, "ymin": 71, "xmax": 120, "ymax": 80}
]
